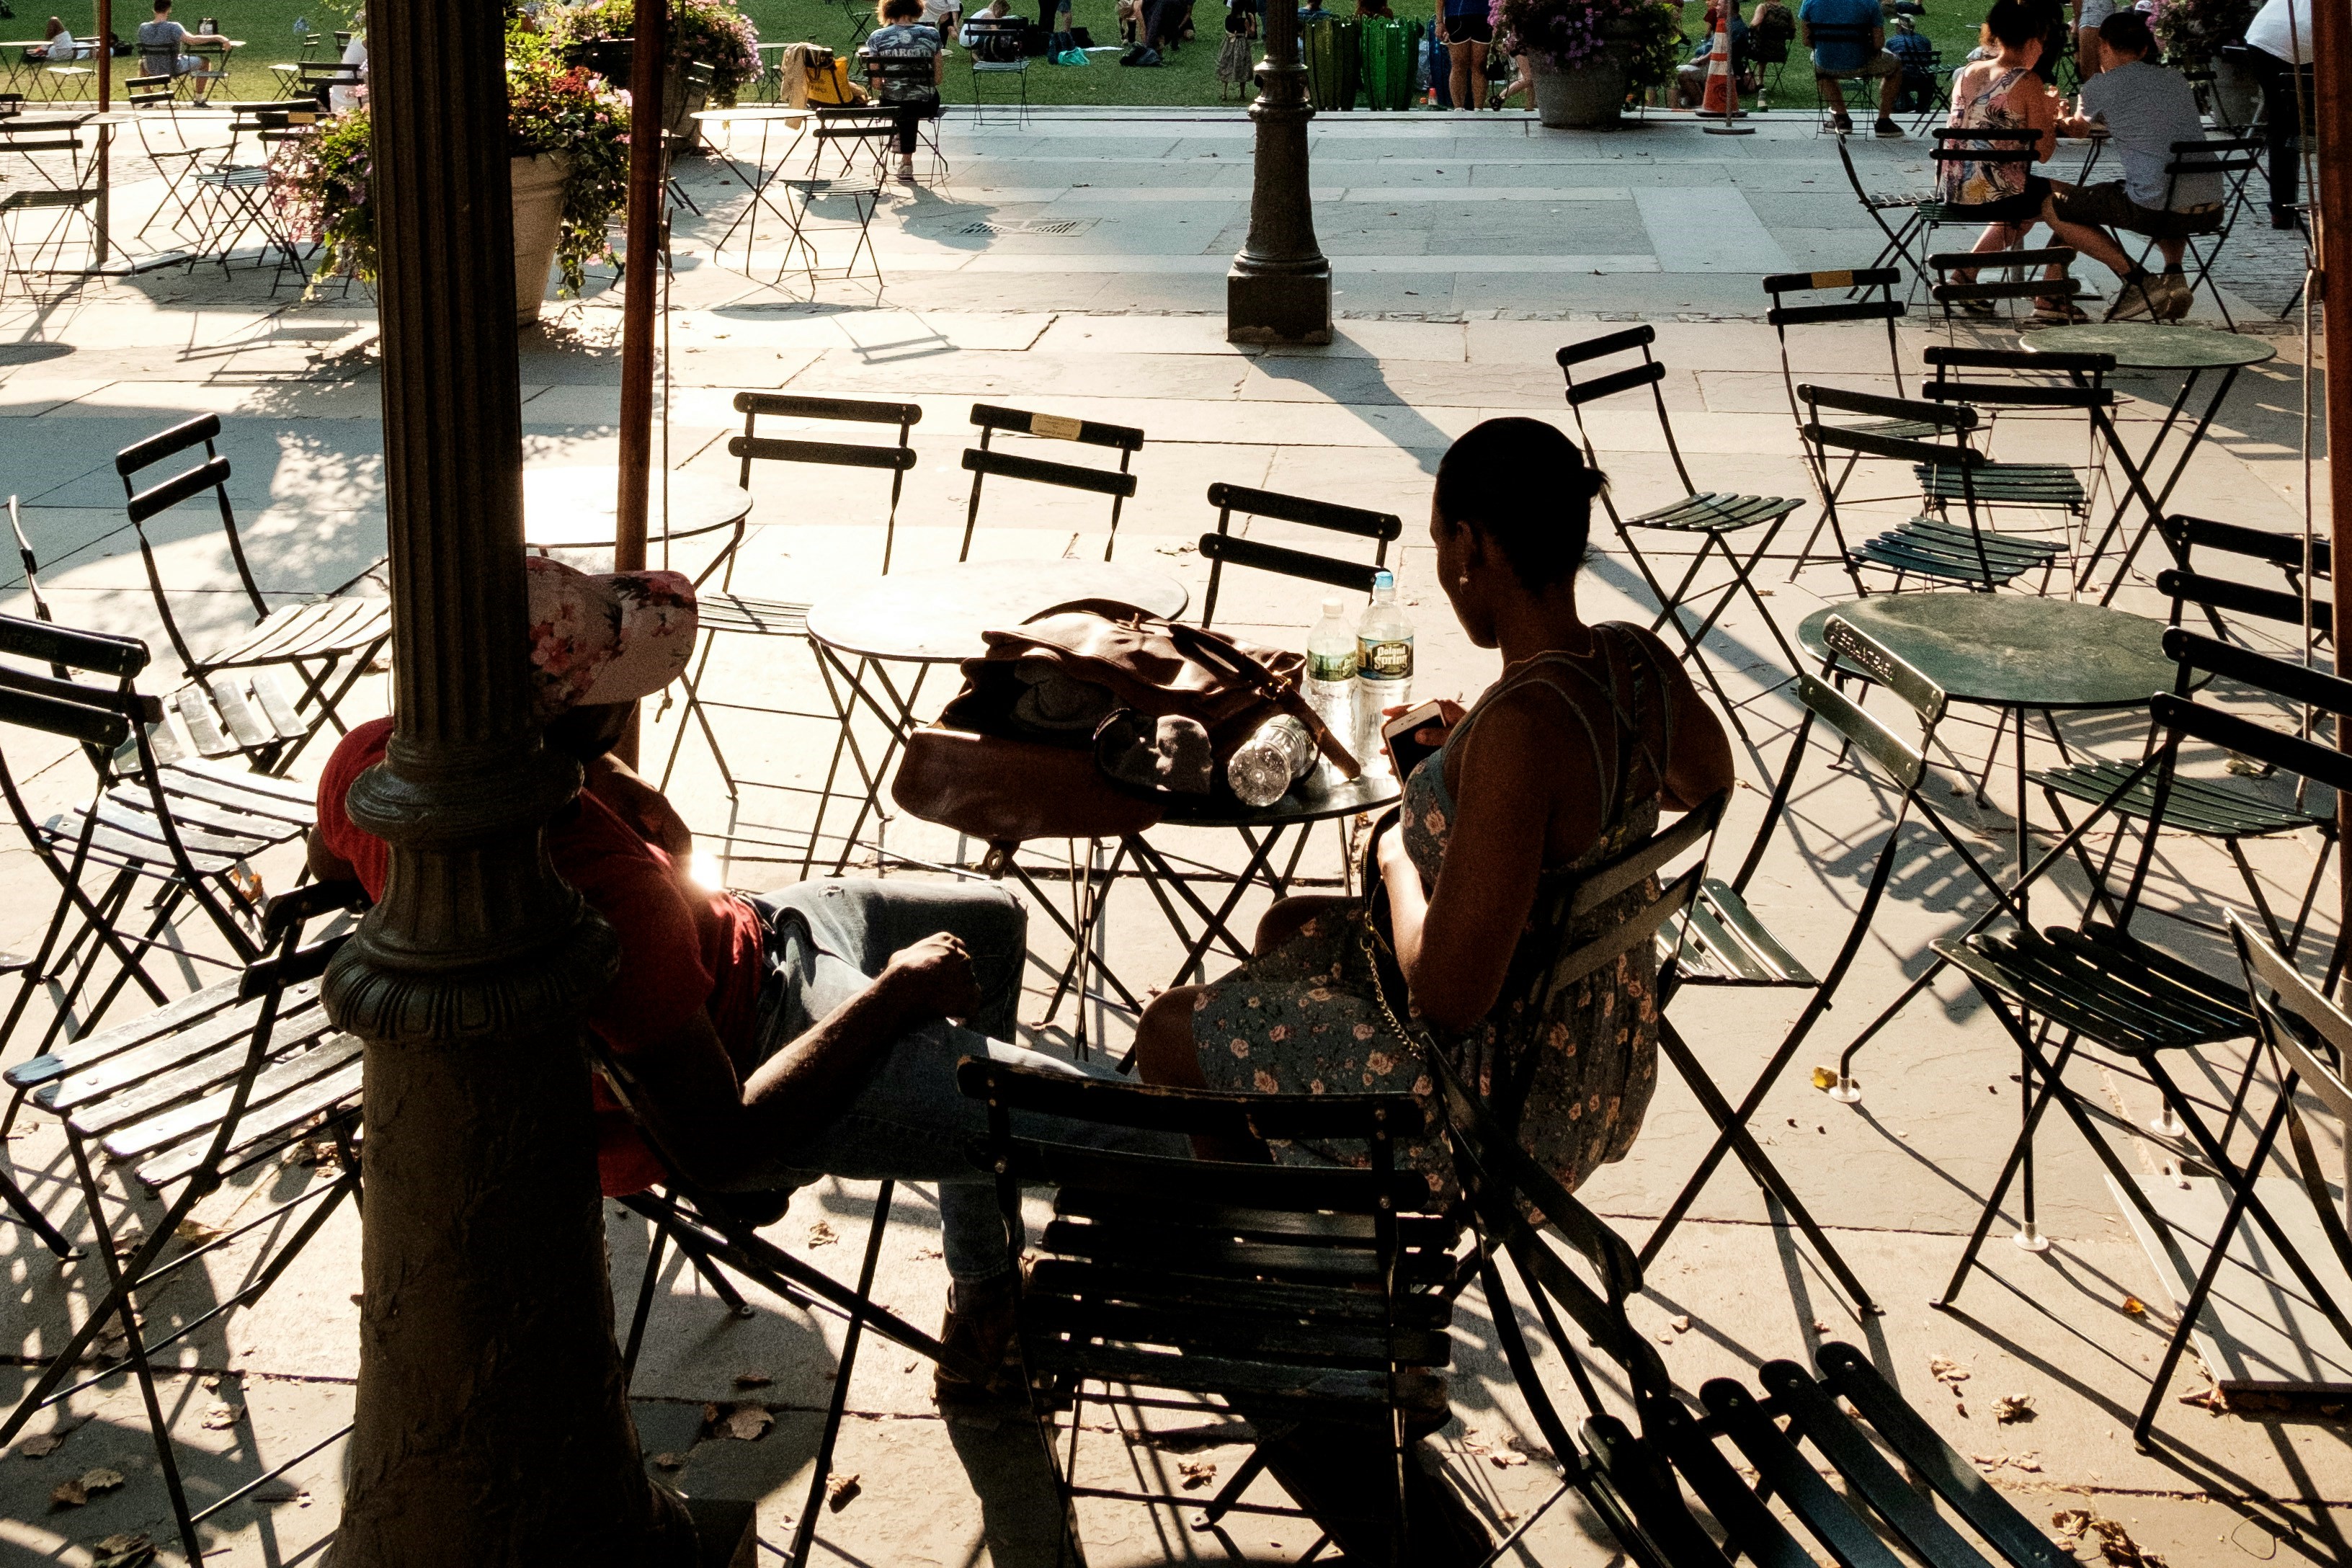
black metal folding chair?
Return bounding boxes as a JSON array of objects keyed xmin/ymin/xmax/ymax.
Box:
[
  {"xmin": 1644, "ymin": 625, "xmax": 2034, "ymax": 1311},
  {"xmin": 1835, "ymin": 133, "xmax": 1933, "ymax": 290},
  {"xmin": 1796, "ymin": 383, "xmax": 2064, "ymax": 592},
  {"xmin": 2155, "ymin": 512, "xmax": 2329, "ymax": 651},
  {"xmin": 1435, "ymin": 993, "xmax": 2074, "ymax": 1568},
  {"xmin": 1924, "ymin": 641, "xmax": 2352, "ymax": 1303},
  {"xmin": 959, "ymin": 402, "xmax": 1144, "ymax": 565},
  {"xmin": 0, "ymin": 123, "xmax": 97, "ymax": 295},
  {"xmin": 1926, "ymin": 241, "xmax": 2093, "ymax": 326},
  {"xmin": 2118, "ymin": 137, "xmax": 2262, "ymax": 329},
  {"xmin": 2032, "ymin": 630, "xmax": 2340, "ymax": 959},
  {"xmin": 0, "ymin": 610, "xmax": 317, "ymax": 1069},
  {"xmin": 856, "ymin": 55, "xmax": 948, "ymax": 181},
  {"xmin": 116, "ymin": 414, "xmax": 391, "ymax": 774},
  {"xmin": 956, "ymin": 1056, "xmax": 1463, "ymax": 1566},
  {"xmin": 773, "ymin": 166, "xmax": 885, "ymax": 288},
  {"xmin": 0, "ymin": 881, "xmax": 367, "ymax": 1568},
  {"xmin": 1921, "ymin": 345, "xmax": 2121, "ymax": 550},
  {"xmin": 654, "ymin": 392, "xmax": 921, "ymax": 886},
  {"xmin": 592, "ymin": 1037, "xmax": 982, "ymax": 1568},
  {"xmin": 1556, "ymin": 326, "xmax": 1804, "ymax": 741},
  {"xmin": 2159, "ymin": 917, "xmax": 2352, "ymax": 1448}
]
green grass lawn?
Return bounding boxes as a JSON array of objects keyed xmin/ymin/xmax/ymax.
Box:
[{"xmin": 24, "ymin": 0, "xmax": 1988, "ymax": 116}]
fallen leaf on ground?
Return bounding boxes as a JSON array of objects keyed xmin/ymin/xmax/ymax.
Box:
[
  {"xmin": 2008, "ymin": 1453, "xmax": 2041, "ymax": 1472},
  {"xmin": 733, "ymin": 1371, "xmax": 772, "ymax": 1389},
  {"xmin": 827, "ymin": 1474, "xmax": 861, "ymax": 1512},
  {"xmin": 914, "ymin": 1247, "xmax": 943, "ymax": 1260},
  {"xmin": 2121, "ymin": 1296, "xmax": 2147, "ymax": 1316},
  {"xmin": 2178, "ymin": 1385, "xmax": 2229, "ymax": 1415},
  {"xmin": 201, "ymin": 1404, "xmax": 242, "ymax": 1430},
  {"xmin": 90, "ymin": 1532, "xmax": 154, "ymax": 1568},
  {"xmin": 650, "ymin": 1453, "xmax": 686, "ymax": 1470},
  {"xmin": 808, "ymin": 1221, "xmax": 839, "ymax": 1248},
  {"xmin": 1178, "ymin": 1460, "xmax": 1217, "ymax": 1490},
  {"xmin": 2053, "ymin": 1507, "xmax": 2170, "ymax": 1567},
  {"xmin": 1657, "ymin": 1329, "xmax": 1675, "ymax": 1345},
  {"xmin": 1994, "ymin": 1394, "xmax": 2035, "ymax": 1423},
  {"xmin": 1810, "ymin": 1066, "xmax": 1838, "ymax": 1091},
  {"xmin": 702, "ymin": 1402, "xmax": 774, "ymax": 1442},
  {"xmin": 19, "ymin": 1433, "xmax": 63, "ymax": 1458},
  {"xmin": 1929, "ymin": 1358, "xmax": 1971, "ymax": 1385},
  {"xmin": 1955, "ymin": 1402, "xmax": 1969, "ymax": 1418},
  {"xmin": 174, "ymin": 1219, "xmax": 222, "ymax": 1244},
  {"xmin": 1670, "ymin": 1315, "xmax": 1691, "ymax": 1333},
  {"xmin": 1488, "ymin": 1448, "xmax": 1528, "ymax": 1469},
  {"xmin": 51, "ymin": 1466, "xmax": 124, "ymax": 1507},
  {"xmin": 1812, "ymin": 1319, "xmax": 1832, "ymax": 1335}
]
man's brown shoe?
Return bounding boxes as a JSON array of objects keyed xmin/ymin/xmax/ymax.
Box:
[{"xmin": 932, "ymin": 1273, "xmax": 1025, "ymax": 1409}]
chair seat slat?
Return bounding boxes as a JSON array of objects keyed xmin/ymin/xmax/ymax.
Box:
[
  {"xmin": 133, "ymin": 1053, "xmax": 362, "ymax": 1186},
  {"xmin": 104, "ymin": 1030, "xmax": 360, "ymax": 1162},
  {"xmin": 1025, "ymin": 1258, "xmax": 1453, "ymax": 1328},
  {"xmin": 64, "ymin": 1002, "xmax": 336, "ymax": 1133},
  {"xmin": 1024, "ymin": 1296, "xmax": 1453, "ymax": 1369},
  {"xmin": 3, "ymin": 974, "xmax": 254, "ymax": 1090},
  {"xmin": 52, "ymin": 988, "xmax": 321, "ymax": 1113},
  {"xmin": 1761, "ymin": 1360, "xmax": 1995, "ymax": 1567},
  {"xmin": 2033, "ymin": 760, "xmax": 2322, "ymax": 837},
  {"xmin": 1025, "ymin": 1340, "xmax": 1449, "ymax": 1416}
]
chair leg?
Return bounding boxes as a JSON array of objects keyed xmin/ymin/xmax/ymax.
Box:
[
  {"xmin": 787, "ymin": 1179, "xmax": 897, "ymax": 1568},
  {"xmin": 0, "ymin": 1163, "xmax": 79, "ymax": 1258},
  {"xmin": 622, "ymin": 1218, "xmax": 672, "ymax": 1381}
]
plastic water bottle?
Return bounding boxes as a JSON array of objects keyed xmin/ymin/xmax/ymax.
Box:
[
  {"xmin": 1356, "ymin": 569, "xmax": 1414, "ymax": 718},
  {"xmin": 1305, "ymin": 595, "xmax": 1358, "ymax": 735},
  {"xmin": 1226, "ymin": 714, "xmax": 1317, "ymax": 808}
]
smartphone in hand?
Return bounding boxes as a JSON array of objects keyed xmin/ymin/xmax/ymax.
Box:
[{"xmin": 1381, "ymin": 699, "xmax": 1449, "ymax": 779}]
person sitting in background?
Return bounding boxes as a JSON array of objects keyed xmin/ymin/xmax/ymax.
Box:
[
  {"xmin": 921, "ymin": 0, "xmax": 963, "ymax": 48},
  {"xmin": 35, "ymin": 17, "xmax": 84, "ymax": 59},
  {"xmin": 1799, "ymin": 0, "xmax": 1905, "ymax": 133},
  {"xmin": 862, "ymin": 0, "xmax": 943, "ymax": 182},
  {"xmin": 1751, "ymin": 0, "xmax": 1797, "ymax": 62},
  {"xmin": 1938, "ymin": 0, "xmax": 2064, "ymax": 318},
  {"xmin": 136, "ymin": 0, "xmax": 233, "ymax": 89},
  {"xmin": 329, "ymin": 17, "xmax": 368, "ymax": 113},
  {"xmin": 2041, "ymin": 8, "xmax": 2220, "ymax": 319},
  {"xmin": 1886, "ymin": 14, "xmax": 1937, "ymax": 110}
]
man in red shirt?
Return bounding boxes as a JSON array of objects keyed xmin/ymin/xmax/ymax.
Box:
[{"xmin": 312, "ymin": 558, "xmax": 1171, "ymax": 1405}]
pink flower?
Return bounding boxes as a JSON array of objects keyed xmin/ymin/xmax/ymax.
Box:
[
  {"xmin": 1353, "ymin": 1023, "xmax": 1376, "ymax": 1041},
  {"xmin": 1268, "ymin": 1024, "xmax": 1289, "ymax": 1043},
  {"xmin": 1229, "ymin": 1039, "xmax": 1251, "ymax": 1059},
  {"xmin": 1366, "ymin": 1051, "xmax": 1394, "ymax": 1076},
  {"xmin": 1253, "ymin": 1069, "xmax": 1280, "ymax": 1094}
]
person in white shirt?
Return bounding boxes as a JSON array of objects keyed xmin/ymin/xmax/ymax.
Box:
[
  {"xmin": 36, "ymin": 17, "xmax": 86, "ymax": 60},
  {"xmin": 2237, "ymin": 0, "xmax": 2309, "ymax": 228},
  {"xmin": 329, "ymin": 19, "xmax": 368, "ymax": 114}
]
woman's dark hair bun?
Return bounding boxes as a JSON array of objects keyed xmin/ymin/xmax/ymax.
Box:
[{"xmin": 1433, "ymin": 416, "xmax": 1598, "ymax": 593}]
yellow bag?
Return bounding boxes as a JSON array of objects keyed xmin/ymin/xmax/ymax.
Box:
[{"xmin": 804, "ymin": 54, "xmax": 868, "ymax": 105}]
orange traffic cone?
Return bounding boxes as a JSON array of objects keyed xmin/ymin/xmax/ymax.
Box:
[{"xmin": 1701, "ymin": 6, "xmax": 1735, "ymax": 115}]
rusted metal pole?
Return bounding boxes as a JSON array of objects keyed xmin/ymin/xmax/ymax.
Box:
[
  {"xmin": 615, "ymin": 0, "xmax": 667, "ymax": 580},
  {"xmin": 2320, "ymin": 0, "xmax": 2351, "ymax": 930},
  {"xmin": 94, "ymin": 0, "xmax": 110, "ymax": 262}
]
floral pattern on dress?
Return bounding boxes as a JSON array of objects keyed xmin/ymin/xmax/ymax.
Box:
[{"xmin": 1193, "ymin": 626, "xmax": 1671, "ymax": 1199}]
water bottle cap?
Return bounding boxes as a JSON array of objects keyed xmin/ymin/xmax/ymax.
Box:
[
  {"xmin": 1373, "ymin": 569, "xmax": 1394, "ymax": 592},
  {"xmin": 1322, "ymin": 596, "xmax": 1345, "ymax": 616}
]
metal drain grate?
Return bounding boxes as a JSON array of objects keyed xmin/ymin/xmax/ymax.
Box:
[{"xmin": 959, "ymin": 218, "xmax": 1096, "ymax": 236}]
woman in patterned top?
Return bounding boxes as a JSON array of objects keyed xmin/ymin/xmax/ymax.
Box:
[
  {"xmin": 1938, "ymin": 0, "xmax": 2068, "ymax": 320},
  {"xmin": 1134, "ymin": 417, "xmax": 1734, "ymax": 1204},
  {"xmin": 863, "ymin": 0, "xmax": 945, "ymax": 182}
]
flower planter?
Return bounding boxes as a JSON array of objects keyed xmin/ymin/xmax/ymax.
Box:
[
  {"xmin": 1533, "ymin": 54, "xmax": 1627, "ymax": 127},
  {"xmin": 510, "ymin": 153, "xmax": 571, "ymax": 326}
]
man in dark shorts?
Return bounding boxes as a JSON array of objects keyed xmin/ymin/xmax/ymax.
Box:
[
  {"xmin": 309, "ymin": 558, "xmax": 1174, "ymax": 1408},
  {"xmin": 2042, "ymin": 9, "xmax": 2221, "ymax": 319},
  {"xmin": 1799, "ymin": 0, "xmax": 1904, "ymax": 133}
]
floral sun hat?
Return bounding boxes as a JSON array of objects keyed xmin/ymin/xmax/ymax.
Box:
[{"xmin": 524, "ymin": 556, "xmax": 699, "ymax": 721}]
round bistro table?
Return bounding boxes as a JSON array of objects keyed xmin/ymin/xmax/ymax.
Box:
[
  {"xmin": 1798, "ymin": 592, "xmax": 2176, "ymax": 914},
  {"xmin": 2023, "ymin": 323, "xmax": 2276, "ymax": 602},
  {"xmin": 520, "ymin": 464, "xmax": 754, "ymax": 562}
]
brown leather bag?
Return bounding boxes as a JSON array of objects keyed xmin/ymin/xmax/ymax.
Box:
[{"xmin": 891, "ymin": 600, "xmax": 1360, "ymax": 846}]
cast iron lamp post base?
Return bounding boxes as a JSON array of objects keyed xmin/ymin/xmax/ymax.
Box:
[{"xmin": 1226, "ymin": 9, "xmax": 1332, "ymax": 344}]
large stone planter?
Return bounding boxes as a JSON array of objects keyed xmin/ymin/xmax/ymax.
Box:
[
  {"xmin": 2207, "ymin": 53, "xmax": 2262, "ymax": 133},
  {"xmin": 1532, "ymin": 54, "xmax": 1627, "ymax": 128},
  {"xmin": 510, "ymin": 153, "xmax": 571, "ymax": 326}
]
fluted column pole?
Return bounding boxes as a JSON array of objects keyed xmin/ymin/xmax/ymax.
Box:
[
  {"xmin": 321, "ymin": 1, "xmax": 692, "ymax": 1562},
  {"xmin": 1226, "ymin": 0, "xmax": 1332, "ymax": 343}
]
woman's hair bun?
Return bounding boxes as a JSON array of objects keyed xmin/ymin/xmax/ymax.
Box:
[{"xmin": 1434, "ymin": 417, "xmax": 1600, "ymax": 592}]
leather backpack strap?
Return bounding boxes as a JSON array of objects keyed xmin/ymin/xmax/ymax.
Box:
[{"xmin": 1162, "ymin": 620, "xmax": 1361, "ymax": 779}]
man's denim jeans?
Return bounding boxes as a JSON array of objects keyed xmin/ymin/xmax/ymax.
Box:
[{"xmin": 738, "ymin": 878, "xmax": 1182, "ymax": 1284}]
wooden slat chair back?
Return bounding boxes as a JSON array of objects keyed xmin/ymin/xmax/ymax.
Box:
[
  {"xmin": 0, "ymin": 882, "xmax": 367, "ymax": 1567},
  {"xmin": 1435, "ymin": 1045, "xmax": 2074, "ymax": 1568},
  {"xmin": 807, "ymin": 102, "xmax": 902, "ymax": 179},
  {"xmin": 0, "ymin": 611, "xmax": 316, "ymax": 1068},
  {"xmin": 116, "ymin": 414, "xmax": 391, "ymax": 773},
  {"xmin": 1195, "ymin": 481, "xmax": 1401, "ymax": 628},
  {"xmin": 2157, "ymin": 512, "xmax": 2332, "ymax": 649},
  {"xmin": 651, "ymin": 393, "xmax": 922, "ymax": 883},
  {"xmin": 586, "ymin": 1025, "xmax": 978, "ymax": 1568},
  {"xmin": 959, "ymin": 401, "xmax": 1145, "ymax": 564},
  {"xmin": 1796, "ymin": 382, "xmax": 2062, "ymax": 592},
  {"xmin": 1920, "ymin": 344, "xmax": 2117, "ymax": 546},
  {"xmin": 1924, "ymin": 241, "xmax": 2085, "ymax": 318},
  {"xmin": 1920, "ymin": 637, "xmax": 2352, "ymax": 1331},
  {"xmin": 1555, "ymin": 325, "xmax": 1804, "ymax": 741},
  {"xmin": 957, "ymin": 1057, "xmax": 1458, "ymax": 1564},
  {"xmin": 2031, "ymin": 630, "xmax": 2343, "ymax": 958}
]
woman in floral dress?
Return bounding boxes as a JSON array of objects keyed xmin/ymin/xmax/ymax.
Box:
[{"xmin": 1133, "ymin": 416, "xmax": 1734, "ymax": 1203}]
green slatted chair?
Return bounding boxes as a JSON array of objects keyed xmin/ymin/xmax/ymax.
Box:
[
  {"xmin": 2033, "ymin": 630, "xmax": 2339, "ymax": 959},
  {"xmin": 1432, "ymin": 1040, "xmax": 2074, "ymax": 1568},
  {"xmin": 1795, "ymin": 384, "xmax": 2064, "ymax": 592},
  {"xmin": 1918, "ymin": 345, "xmax": 2115, "ymax": 538},
  {"xmin": 2153, "ymin": 512, "xmax": 2330, "ymax": 649},
  {"xmin": 1556, "ymin": 326, "xmax": 1805, "ymax": 741},
  {"xmin": 1925, "ymin": 244, "xmax": 2090, "ymax": 324},
  {"xmin": 1921, "ymin": 634, "xmax": 2352, "ymax": 1304}
]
